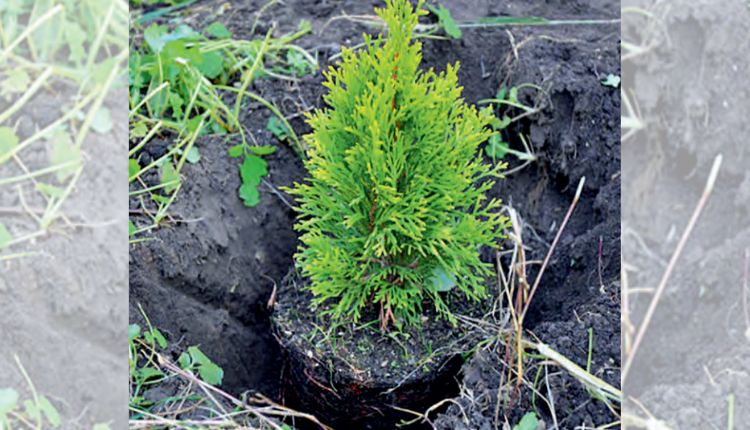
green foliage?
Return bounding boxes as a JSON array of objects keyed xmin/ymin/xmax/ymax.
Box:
[
  {"xmin": 0, "ymin": 127, "xmax": 18, "ymax": 155},
  {"xmin": 129, "ymin": 23, "xmax": 233, "ymax": 132},
  {"xmin": 426, "ymin": 3, "xmax": 462, "ymax": 39},
  {"xmin": 129, "ymin": 21, "xmax": 315, "ymax": 237},
  {"xmin": 178, "ymin": 346, "xmax": 224, "ymax": 386},
  {"xmin": 129, "ymin": 321, "xmax": 224, "ymax": 414},
  {"xmin": 289, "ymin": 0, "xmax": 508, "ymax": 327},
  {"xmin": 513, "ymin": 412, "xmax": 539, "ymax": 430},
  {"xmin": 238, "ymin": 154, "xmax": 268, "ymax": 207},
  {"xmin": 480, "ymin": 85, "xmax": 540, "ymax": 163},
  {"xmin": 266, "ymin": 115, "xmax": 291, "ymax": 141},
  {"xmin": 285, "ymin": 49, "xmax": 314, "ymax": 76},
  {"xmin": 485, "ymin": 135, "xmax": 510, "ymax": 160},
  {"xmin": 601, "ymin": 73, "xmax": 621, "ymax": 88}
]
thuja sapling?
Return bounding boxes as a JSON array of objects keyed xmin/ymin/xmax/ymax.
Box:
[{"xmin": 289, "ymin": 0, "xmax": 509, "ymax": 329}]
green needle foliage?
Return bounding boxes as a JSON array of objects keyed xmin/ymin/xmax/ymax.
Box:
[{"xmin": 289, "ymin": 0, "xmax": 508, "ymax": 328}]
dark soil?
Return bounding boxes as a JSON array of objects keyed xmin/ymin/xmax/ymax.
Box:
[
  {"xmin": 0, "ymin": 86, "xmax": 128, "ymax": 427},
  {"xmin": 622, "ymin": 1, "xmax": 750, "ymax": 426},
  {"xmin": 129, "ymin": 0, "xmax": 621, "ymax": 428},
  {"xmin": 272, "ymin": 271, "xmax": 494, "ymax": 429},
  {"xmin": 434, "ymin": 294, "xmax": 621, "ymax": 429},
  {"xmin": 129, "ymin": 135, "xmax": 302, "ymax": 397}
]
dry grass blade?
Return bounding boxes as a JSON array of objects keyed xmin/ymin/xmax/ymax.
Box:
[
  {"xmin": 520, "ymin": 176, "xmax": 586, "ymax": 322},
  {"xmin": 623, "ymin": 154, "xmax": 723, "ymax": 380},
  {"xmin": 152, "ymin": 356, "xmax": 332, "ymax": 430},
  {"xmin": 523, "ymin": 340, "xmax": 621, "ymax": 404}
]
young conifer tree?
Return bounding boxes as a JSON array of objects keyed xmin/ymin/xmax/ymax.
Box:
[{"xmin": 290, "ymin": 0, "xmax": 508, "ymax": 328}]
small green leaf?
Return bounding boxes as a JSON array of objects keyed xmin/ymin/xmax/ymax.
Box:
[
  {"xmin": 298, "ymin": 19, "xmax": 312, "ymax": 33},
  {"xmin": 131, "ymin": 122, "xmax": 149, "ymax": 139},
  {"xmin": 129, "ymin": 159, "xmax": 141, "ymax": 179},
  {"xmin": 24, "ymin": 399, "xmax": 40, "ymax": 422},
  {"xmin": 199, "ymin": 361, "xmax": 224, "ymax": 385},
  {"xmin": 195, "ymin": 51, "xmax": 224, "ymax": 80},
  {"xmin": 496, "ymin": 86, "xmax": 507, "ymax": 100},
  {"xmin": 144, "ymin": 24, "xmax": 168, "ymax": 53},
  {"xmin": 1, "ymin": 69, "xmax": 30, "ymax": 98},
  {"xmin": 266, "ymin": 116, "xmax": 289, "ymax": 141},
  {"xmin": 185, "ymin": 116, "xmax": 204, "ymax": 134},
  {"xmin": 92, "ymin": 58, "xmax": 117, "ymax": 86},
  {"xmin": 50, "ymin": 129, "xmax": 81, "ymax": 182},
  {"xmin": 160, "ymin": 162, "xmax": 180, "ymax": 193},
  {"xmin": 0, "ymin": 223, "xmax": 13, "ymax": 249},
  {"xmin": 238, "ymin": 153, "xmax": 269, "ymax": 207},
  {"xmin": 145, "ymin": 24, "xmax": 199, "ymax": 54},
  {"xmin": 228, "ymin": 144, "xmax": 244, "ymax": 158},
  {"xmin": 188, "ymin": 347, "xmax": 224, "ymax": 385},
  {"xmin": 137, "ymin": 367, "xmax": 164, "ymax": 381},
  {"xmin": 205, "ymin": 22, "xmax": 232, "ymax": 39},
  {"xmin": 249, "ymin": 145, "xmax": 277, "ymax": 156},
  {"xmin": 178, "ymin": 352, "xmax": 191, "ymax": 369},
  {"xmin": 509, "ymin": 87, "xmax": 519, "ymax": 104},
  {"xmin": 168, "ymin": 92, "xmax": 185, "ymax": 119},
  {"xmin": 64, "ymin": 21, "xmax": 86, "ymax": 63},
  {"xmin": 485, "ymin": 135, "xmax": 509, "ymax": 160},
  {"xmin": 188, "ymin": 346, "xmax": 208, "ymax": 364},
  {"xmin": 240, "ymin": 155, "xmax": 268, "ymax": 183},
  {"xmin": 152, "ymin": 328, "xmax": 168, "ymax": 349},
  {"xmin": 489, "ymin": 115, "xmax": 511, "ymax": 131},
  {"xmin": 431, "ymin": 267, "xmax": 456, "ymax": 292},
  {"xmin": 0, "ymin": 127, "xmax": 19, "ymax": 156},
  {"xmin": 239, "ymin": 183, "xmax": 260, "ymax": 207},
  {"xmin": 178, "ymin": 146, "xmax": 201, "ymax": 164},
  {"xmin": 36, "ymin": 183, "xmax": 66, "ymax": 198},
  {"xmin": 128, "ymin": 324, "xmax": 141, "ymax": 341},
  {"xmin": 426, "ymin": 4, "xmax": 462, "ymax": 39},
  {"xmin": 601, "ymin": 74, "xmax": 621, "ymax": 88},
  {"xmin": 38, "ymin": 396, "xmax": 61, "ymax": 428},
  {"xmin": 186, "ymin": 147, "xmax": 201, "ymax": 164},
  {"xmin": 151, "ymin": 194, "xmax": 170, "ymax": 204},
  {"xmin": 128, "ymin": 220, "xmax": 137, "ymax": 237},
  {"xmin": 0, "ymin": 388, "xmax": 19, "ymax": 415},
  {"xmin": 286, "ymin": 50, "xmax": 312, "ymax": 77},
  {"xmin": 513, "ymin": 412, "xmax": 539, "ymax": 430}
]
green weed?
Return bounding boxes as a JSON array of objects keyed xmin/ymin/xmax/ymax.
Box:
[
  {"xmin": 128, "ymin": 312, "xmax": 328, "ymax": 429},
  {"xmin": 513, "ymin": 412, "xmax": 539, "ymax": 430},
  {"xmin": 128, "ymin": 13, "xmax": 316, "ymax": 241},
  {"xmin": 129, "ymin": 321, "xmax": 223, "ymax": 413}
]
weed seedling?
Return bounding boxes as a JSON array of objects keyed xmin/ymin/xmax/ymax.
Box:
[{"xmin": 290, "ymin": 0, "xmax": 509, "ymax": 329}]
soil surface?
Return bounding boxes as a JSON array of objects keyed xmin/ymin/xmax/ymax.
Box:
[
  {"xmin": 273, "ymin": 271, "xmax": 494, "ymax": 429},
  {"xmin": 622, "ymin": 0, "xmax": 750, "ymax": 427},
  {"xmin": 129, "ymin": 0, "xmax": 621, "ymax": 428},
  {"xmin": 0, "ymin": 86, "xmax": 128, "ymax": 427}
]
